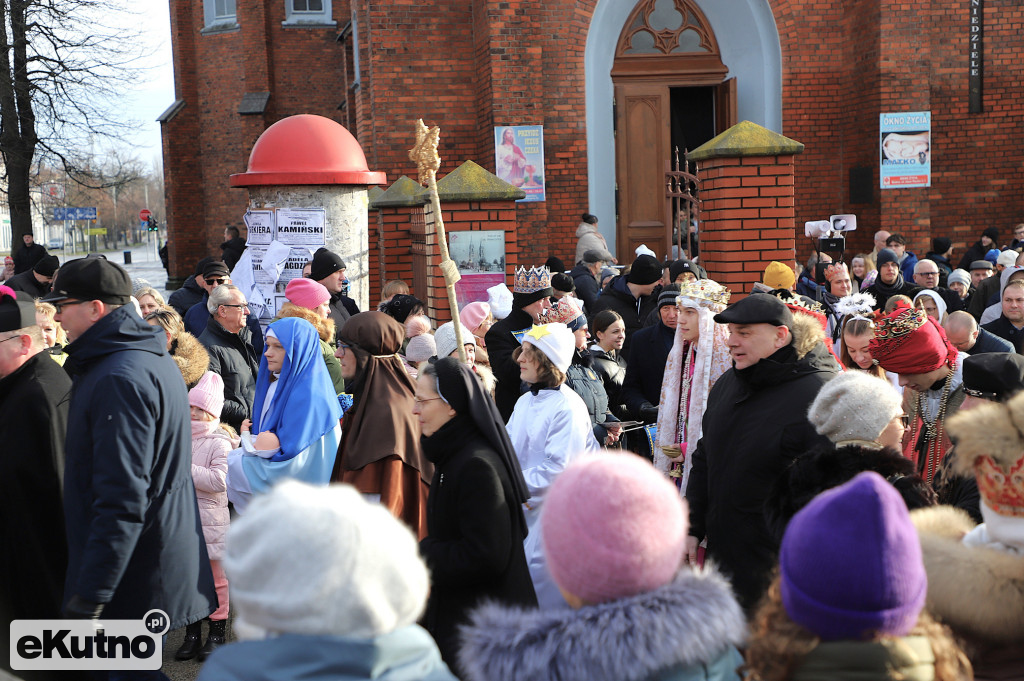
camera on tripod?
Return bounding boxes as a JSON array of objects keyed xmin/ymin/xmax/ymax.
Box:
[{"xmin": 805, "ymin": 215, "xmax": 857, "ymax": 285}]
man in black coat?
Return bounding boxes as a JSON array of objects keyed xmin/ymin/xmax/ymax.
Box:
[
  {"xmin": 864, "ymin": 247, "xmax": 918, "ymax": 310},
  {"xmin": 220, "ymin": 225, "xmax": 247, "ymax": 271},
  {"xmin": 981, "ymin": 278, "xmax": 1024, "ymax": 352},
  {"xmin": 943, "ymin": 310, "xmax": 1014, "ymax": 355},
  {"xmin": 12, "ymin": 233, "xmax": 47, "ymax": 274},
  {"xmin": 486, "ymin": 265, "xmax": 554, "ymax": 421},
  {"xmin": 621, "ymin": 287, "xmax": 679, "ymax": 422},
  {"xmin": 46, "ymin": 258, "xmax": 216, "ymax": 630},
  {"xmin": 569, "ymin": 248, "xmax": 611, "ymax": 315},
  {"xmin": 310, "ymin": 247, "xmax": 359, "ymax": 333},
  {"xmin": 184, "ymin": 260, "xmax": 264, "ymax": 356},
  {"xmin": 168, "ymin": 255, "xmax": 218, "ymax": 316},
  {"xmin": 590, "ymin": 254, "xmax": 662, "ymax": 359},
  {"xmin": 199, "ymin": 284, "xmax": 259, "ymax": 432},
  {"xmin": 0, "ymin": 289, "xmax": 72, "ymax": 678},
  {"xmin": 5, "ymin": 254, "xmax": 58, "ymax": 299},
  {"xmin": 684, "ymin": 294, "xmax": 837, "ymax": 612}
]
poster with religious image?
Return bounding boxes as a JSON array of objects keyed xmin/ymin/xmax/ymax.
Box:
[
  {"xmin": 879, "ymin": 111, "xmax": 931, "ymax": 189},
  {"xmin": 493, "ymin": 125, "xmax": 545, "ymax": 202}
]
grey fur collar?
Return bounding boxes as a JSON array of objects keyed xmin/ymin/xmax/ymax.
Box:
[{"xmin": 458, "ymin": 566, "xmax": 746, "ymax": 681}]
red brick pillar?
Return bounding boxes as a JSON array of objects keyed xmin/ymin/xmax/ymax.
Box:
[
  {"xmin": 369, "ymin": 176, "xmax": 429, "ymax": 306},
  {"xmin": 689, "ymin": 121, "xmax": 805, "ymax": 300}
]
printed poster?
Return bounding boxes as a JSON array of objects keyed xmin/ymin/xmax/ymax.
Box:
[
  {"xmin": 275, "ymin": 208, "xmax": 327, "ymax": 247},
  {"xmin": 494, "ymin": 125, "xmax": 545, "ymax": 202},
  {"xmin": 880, "ymin": 112, "xmax": 931, "ymax": 189},
  {"xmin": 449, "ymin": 230, "xmax": 506, "ymax": 310},
  {"xmin": 243, "ymin": 210, "xmax": 275, "ymax": 246}
]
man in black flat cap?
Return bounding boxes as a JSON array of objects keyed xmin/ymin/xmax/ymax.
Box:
[
  {"xmin": 45, "ymin": 258, "xmax": 216, "ymax": 635},
  {"xmin": 590, "ymin": 253, "xmax": 663, "ymax": 359},
  {"xmin": 0, "ymin": 286, "xmax": 72, "ymax": 677},
  {"xmin": 5, "ymin": 254, "xmax": 59, "ymax": 298},
  {"xmin": 310, "ymin": 247, "xmax": 359, "ymax": 332},
  {"xmin": 684, "ymin": 293, "xmax": 838, "ymax": 612},
  {"xmin": 184, "ymin": 259, "xmax": 264, "ymax": 356},
  {"xmin": 934, "ymin": 352, "xmax": 1024, "ymax": 524}
]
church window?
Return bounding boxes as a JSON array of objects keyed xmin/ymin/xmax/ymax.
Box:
[{"xmin": 283, "ymin": 0, "xmax": 334, "ymax": 26}]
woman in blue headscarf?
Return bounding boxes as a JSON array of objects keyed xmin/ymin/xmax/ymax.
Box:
[{"xmin": 227, "ymin": 317, "xmax": 342, "ymax": 514}]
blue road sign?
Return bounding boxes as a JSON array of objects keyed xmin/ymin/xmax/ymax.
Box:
[{"xmin": 52, "ymin": 206, "xmax": 98, "ymax": 220}]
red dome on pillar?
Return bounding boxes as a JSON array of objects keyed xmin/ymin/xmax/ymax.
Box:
[{"xmin": 230, "ymin": 114, "xmax": 386, "ymax": 187}]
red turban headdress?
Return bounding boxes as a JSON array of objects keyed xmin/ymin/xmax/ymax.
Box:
[{"xmin": 869, "ymin": 302, "xmax": 958, "ymax": 374}]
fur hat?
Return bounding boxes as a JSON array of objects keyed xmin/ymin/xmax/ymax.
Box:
[
  {"xmin": 763, "ymin": 261, "xmax": 796, "ymax": 290},
  {"xmin": 285, "ymin": 277, "xmax": 330, "ymax": 310},
  {"xmin": 542, "ymin": 453, "xmax": 687, "ymax": 604},
  {"xmin": 405, "ymin": 333, "xmax": 436, "ymax": 364},
  {"xmin": 189, "ymin": 371, "xmax": 225, "ymax": 420},
  {"xmin": 225, "ymin": 480, "xmax": 428, "ymax": 640},
  {"xmin": 459, "ymin": 301, "xmax": 490, "ymax": 332},
  {"xmin": 807, "ymin": 371, "xmax": 902, "ymax": 445},
  {"xmin": 404, "ymin": 314, "xmax": 432, "ymax": 339},
  {"xmin": 522, "ymin": 323, "xmax": 574, "ymax": 372},
  {"xmin": 487, "ymin": 284, "xmax": 512, "ymax": 320},
  {"xmin": 947, "ymin": 269, "xmax": 971, "ymax": 289},
  {"xmin": 947, "ymin": 391, "xmax": 1024, "ymax": 521},
  {"xmin": 435, "ymin": 320, "xmax": 476, "ymax": 360},
  {"xmin": 781, "ymin": 471, "xmax": 927, "ymax": 641},
  {"xmin": 627, "ymin": 254, "xmax": 663, "ymax": 286}
]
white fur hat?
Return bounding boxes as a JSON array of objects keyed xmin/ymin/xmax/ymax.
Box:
[
  {"xmin": 487, "ymin": 283, "xmax": 513, "ymax": 320},
  {"xmin": 523, "ymin": 323, "xmax": 575, "ymax": 373},
  {"xmin": 808, "ymin": 371, "xmax": 902, "ymax": 445},
  {"xmin": 434, "ymin": 321, "xmax": 476, "ymax": 360},
  {"xmin": 224, "ymin": 480, "xmax": 429, "ymax": 640}
]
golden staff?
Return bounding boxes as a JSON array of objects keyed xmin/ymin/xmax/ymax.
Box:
[{"xmin": 409, "ymin": 119, "xmax": 467, "ymax": 363}]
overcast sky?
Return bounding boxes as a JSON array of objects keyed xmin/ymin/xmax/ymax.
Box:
[{"xmin": 119, "ymin": 2, "xmax": 175, "ymax": 167}]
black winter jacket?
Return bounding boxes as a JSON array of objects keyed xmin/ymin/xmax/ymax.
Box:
[
  {"xmin": 327, "ymin": 292, "xmax": 360, "ymax": 334},
  {"xmin": 167, "ymin": 276, "xmax": 204, "ymax": 317},
  {"xmin": 685, "ymin": 342, "xmax": 838, "ymax": 612},
  {"xmin": 590, "ymin": 275, "xmax": 658, "ymax": 360},
  {"xmin": 569, "ymin": 264, "xmax": 601, "ymax": 315},
  {"xmin": 198, "ymin": 316, "xmax": 259, "ymax": 431},
  {"xmin": 620, "ymin": 322, "xmax": 675, "ymax": 419},
  {"xmin": 4, "ymin": 269, "xmax": 49, "ymax": 298},
  {"xmin": 587, "ymin": 345, "xmax": 627, "ymax": 418},
  {"xmin": 485, "ymin": 308, "xmax": 534, "ymax": 421},
  {"xmin": 220, "ymin": 237, "xmax": 247, "ymax": 271},
  {"xmin": 62, "ymin": 306, "xmax": 216, "ymax": 629},
  {"xmin": 420, "ymin": 418, "xmax": 536, "ymax": 672}
]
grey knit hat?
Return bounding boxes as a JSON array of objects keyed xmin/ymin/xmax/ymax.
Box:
[
  {"xmin": 434, "ymin": 320, "xmax": 476, "ymax": 360},
  {"xmin": 808, "ymin": 371, "xmax": 902, "ymax": 445}
]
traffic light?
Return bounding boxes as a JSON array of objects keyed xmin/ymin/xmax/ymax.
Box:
[{"xmin": 147, "ymin": 216, "xmax": 158, "ymax": 232}]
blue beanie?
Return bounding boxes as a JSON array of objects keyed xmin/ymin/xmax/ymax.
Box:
[
  {"xmin": 875, "ymin": 248, "xmax": 899, "ymax": 269},
  {"xmin": 780, "ymin": 472, "xmax": 927, "ymax": 641},
  {"xmin": 985, "ymin": 248, "xmax": 1001, "ymax": 264}
]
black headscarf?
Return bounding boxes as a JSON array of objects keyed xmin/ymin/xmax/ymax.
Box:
[
  {"xmin": 432, "ymin": 357, "xmax": 530, "ymax": 506},
  {"xmin": 380, "ymin": 294, "xmax": 424, "ymax": 324}
]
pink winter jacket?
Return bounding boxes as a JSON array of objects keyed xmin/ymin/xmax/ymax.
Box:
[{"xmin": 190, "ymin": 421, "xmax": 235, "ymax": 560}]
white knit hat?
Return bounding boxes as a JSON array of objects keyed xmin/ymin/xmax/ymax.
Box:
[
  {"xmin": 434, "ymin": 321, "xmax": 476, "ymax": 360},
  {"xmin": 807, "ymin": 371, "xmax": 902, "ymax": 445},
  {"xmin": 224, "ymin": 480, "xmax": 429, "ymax": 640},
  {"xmin": 523, "ymin": 323, "xmax": 575, "ymax": 373},
  {"xmin": 487, "ymin": 283, "xmax": 513, "ymax": 320}
]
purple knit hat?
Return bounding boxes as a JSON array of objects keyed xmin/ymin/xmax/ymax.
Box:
[
  {"xmin": 541, "ymin": 452, "xmax": 688, "ymax": 604},
  {"xmin": 780, "ymin": 471, "xmax": 927, "ymax": 641}
]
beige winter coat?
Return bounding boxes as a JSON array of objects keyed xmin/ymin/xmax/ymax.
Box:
[{"xmin": 575, "ymin": 222, "xmax": 610, "ymax": 265}]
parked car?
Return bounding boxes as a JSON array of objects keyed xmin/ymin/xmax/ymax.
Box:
[{"xmin": 47, "ymin": 238, "xmax": 64, "ymax": 250}]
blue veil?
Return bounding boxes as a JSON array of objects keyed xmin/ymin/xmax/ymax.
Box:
[{"xmin": 252, "ymin": 317, "xmax": 342, "ymax": 462}]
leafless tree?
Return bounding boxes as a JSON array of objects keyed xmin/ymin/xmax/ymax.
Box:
[{"xmin": 0, "ymin": 0, "xmax": 145, "ymax": 256}]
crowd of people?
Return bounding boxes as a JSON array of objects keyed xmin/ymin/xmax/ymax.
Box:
[{"xmin": 2, "ymin": 223, "xmax": 1023, "ymax": 681}]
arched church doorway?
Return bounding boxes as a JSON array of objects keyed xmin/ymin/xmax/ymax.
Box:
[{"xmin": 612, "ymin": 0, "xmax": 735, "ymax": 258}]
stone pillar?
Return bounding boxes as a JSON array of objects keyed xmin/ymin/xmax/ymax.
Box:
[
  {"xmin": 229, "ymin": 115, "xmax": 385, "ymax": 312},
  {"xmin": 689, "ymin": 121, "xmax": 804, "ymax": 300}
]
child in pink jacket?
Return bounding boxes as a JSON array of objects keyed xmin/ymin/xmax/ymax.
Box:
[{"xmin": 177, "ymin": 371, "xmax": 237, "ymax": 662}]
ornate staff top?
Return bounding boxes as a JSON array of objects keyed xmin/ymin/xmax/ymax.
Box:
[{"xmin": 409, "ymin": 119, "xmax": 441, "ymax": 185}]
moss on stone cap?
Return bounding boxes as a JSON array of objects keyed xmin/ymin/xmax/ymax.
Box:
[
  {"xmin": 369, "ymin": 175, "xmax": 429, "ymax": 208},
  {"xmin": 367, "ymin": 186, "xmax": 384, "ymax": 205},
  {"xmin": 689, "ymin": 121, "xmax": 804, "ymax": 161},
  {"xmin": 435, "ymin": 160, "xmax": 526, "ymax": 202}
]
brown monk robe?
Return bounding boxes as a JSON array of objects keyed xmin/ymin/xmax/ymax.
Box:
[{"xmin": 332, "ymin": 311, "xmax": 431, "ymax": 538}]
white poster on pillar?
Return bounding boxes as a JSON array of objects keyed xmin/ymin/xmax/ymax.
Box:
[{"xmin": 275, "ymin": 208, "xmax": 327, "ymax": 247}]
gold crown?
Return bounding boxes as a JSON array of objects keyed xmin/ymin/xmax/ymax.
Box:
[
  {"xmin": 513, "ymin": 266, "xmax": 551, "ymax": 294},
  {"xmin": 677, "ymin": 279, "xmax": 730, "ymax": 310}
]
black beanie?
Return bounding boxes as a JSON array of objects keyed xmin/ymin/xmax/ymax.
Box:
[
  {"xmin": 551, "ymin": 272, "xmax": 575, "ymax": 293},
  {"xmin": 628, "ymin": 254, "xmax": 663, "ymax": 285},
  {"xmin": 931, "ymin": 237, "xmax": 952, "ymax": 255},
  {"xmin": 34, "ymin": 255, "xmax": 60, "ymax": 277},
  {"xmin": 310, "ymin": 248, "xmax": 346, "ymax": 282},
  {"xmin": 983, "ymin": 226, "xmax": 999, "ymax": 241}
]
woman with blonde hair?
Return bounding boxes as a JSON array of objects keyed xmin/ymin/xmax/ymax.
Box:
[
  {"xmin": 135, "ymin": 286, "xmax": 167, "ymax": 317},
  {"xmin": 34, "ymin": 300, "xmax": 68, "ymax": 366},
  {"xmin": 144, "ymin": 307, "xmax": 210, "ymax": 389}
]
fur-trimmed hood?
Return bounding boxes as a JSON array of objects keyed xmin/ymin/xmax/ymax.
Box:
[
  {"xmin": 790, "ymin": 311, "xmax": 825, "ymax": 359},
  {"xmin": 457, "ymin": 566, "xmax": 746, "ymax": 681},
  {"xmin": 911, "ymin": 505, "xmax": 1024, "ymax": 645},
  {"xmin": 277, "ymin": 302, "xmax": 336, "ymax": 343},
  {"xmin": 171, "ymin": 331, "xmax": 210, "ymax": 389}
]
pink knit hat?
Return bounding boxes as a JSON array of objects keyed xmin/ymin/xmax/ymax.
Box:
[
  {"xmin": 542, "ymin": 452, "xmax": 688, "ymax": 604},
  {"xmin": 460, "ymin": 301, "xmax": 490, "ymax": 332},
  {"xmin": 189, "ymin": 371, "xmax": 225, "ymax": 419},
  {"xmin": 285, "ymin": 277, "xmax": 330, "ymax": 310}
]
